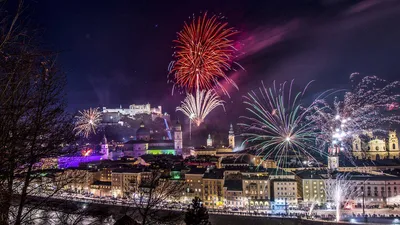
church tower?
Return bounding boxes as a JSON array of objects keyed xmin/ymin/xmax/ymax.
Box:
[
  {"xmin": 174, "ymin": 120, "xmax": 183, "ymax": 152},
  {"xmin": 388, "ymin": 131, "xmax": 399, "ymax": 159},
  {"xmin": 328, "ymin": 146, "xmax": 339, "ymax": 172},
  {"xmin": 207, "ymin": 134, "xmax": 213, "ymax": 147},
  {"xmin": 101, "ymin": 135, "xmax": 109, "ymax": 160},
  {"xmin": 228, "ymin": 123, "xmax": 235, "ymax": 149},
  {"xmin": 352, "ymin": 134, "xmax": 363, "ymax": 159}
]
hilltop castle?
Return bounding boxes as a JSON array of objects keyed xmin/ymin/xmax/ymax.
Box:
[{"xmin": 352, "ymin": 131, "xmax": 399, "ymax": 160}]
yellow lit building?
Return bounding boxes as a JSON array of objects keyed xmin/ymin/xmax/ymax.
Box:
[
  {"xmin": 296, "ymin": 170, "xmax": 326, "ymax": 205},
  {"xmin": 352, "ymin": 131, "xmax": 399, "ymax": 160},
  {"xmin": 202, "ymin": 169, "xmax": 224, "ymax": 208},
  {"xmin": 271, "ymin": 179, "xmax": 298, "ymax": 208},
  {"xmin": 242, "ymin": 175, "xmax": 270, "ymax": 209},
  {"xmin": 184, "ymin": 167, "xmax": 206, "ymax": 200},
  {"xmin": 111, "ymin": 168, "xmax": 151, "ymax": 198}
]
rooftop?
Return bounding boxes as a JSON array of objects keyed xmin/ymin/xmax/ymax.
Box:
[
  {"xmin": 272, "ymin": 178, "xmax": 296, "ymax": 182},
  {"xmin": 267, "ymin": 168, "xmax": 293, "ymax": 176},
  {"xmin": 338, "ymin": 172, "xmax": 400, "ymax": 181},
  {"xmin": 224, "ymin": 180, "xmax": 243, "ymax": 191},
  {"xmin": 112, "ymin": 167, "xmax": 150, "ymax": 173},
  {"xmin": 124, "ymin": 139, "xmax": 173, "ymax": 144},
  {"xmin": 339, "ymin": 158, "xmax": 400, "ymax": 167},
  {"xmin": 221, "ymin": 157, "xmax": 248, "ymax": 164},
  {"xmin": 296, "ymin": 170, "xmax": 327, "ymax": 179},
  {"xmin": 186, "ymin": 167, "xmax": 207, "ymax": 175},
  {"xmin": 225, "ymin": 165, "xmax": 267, "ymax": 173},
  {"xmin": 147, "ymin": 146, "xmax": 175, "ymax": 150},
  {"xmin": 203, "ymin": 169, "xmax": 224, "ymax": 179}
]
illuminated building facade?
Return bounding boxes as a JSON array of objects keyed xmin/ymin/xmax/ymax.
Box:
[
  {"xmin": 271, "ymin": 179, "xmax": 298, "ymax": 208},
  {"xmin": 111, "ymin": 168, "xmax": 151, "ymax": 198},
  {"xmin": 296, "ymin": 170, "xmax": 326, "ymax": 205},
  {"xmin": 102, "ymin": 103, "xmax": 162, "ymax": 117},
  {"xmin": 352, "ymin": 131, "xmax": 400, "ymax": 160},
  {"xmin": 184, "ymin": 168, "xmax": 207, "ymax": 200},
  {"xmin": 202, "ymin": 169, "xmax": 225, "ymax": 208}
]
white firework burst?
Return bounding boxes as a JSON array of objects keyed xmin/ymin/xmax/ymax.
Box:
[
  {"xmin": 74, "ymin": 108, "xmax": 102, "ymax": 138},
  {"xmin": 311, "ymin": 74, "xmax": 400, "ymax": 153},
  {"xmin": 176, "ymin": 89, "xmax": 224, "ymax": 126}
]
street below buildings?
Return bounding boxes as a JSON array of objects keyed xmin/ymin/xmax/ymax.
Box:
[{"xmin": 26, "ymin": 193, "xmax": 400, "ymax": 225}]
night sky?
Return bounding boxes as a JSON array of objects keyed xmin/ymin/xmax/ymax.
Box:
[{"xmin": 18, "ymin": 0, "xmax": 400, "ymax": 126}]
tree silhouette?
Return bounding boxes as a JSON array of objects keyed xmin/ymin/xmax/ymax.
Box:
[{"xmin": 184, "ymin": 197, "xmax": 211, "ymax": 225}]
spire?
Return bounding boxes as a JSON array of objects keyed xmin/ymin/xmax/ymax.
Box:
[
  {"xmin": 229, "ymin": 123, "xmax": 234, "ymax": 135},
  {"xmin": 228, "ymin": 123, "xmax": 235, "ymax": 149},
  {"xmin": 103, "ymin": 134, "xmax": 107, "ymax": 145},
  {"xmin": 207, "ymin": 134, "xmax": 212, "ymax": 147},
  {"xmin": 175, "ymin": 119, "xmax": 182, "ymax": 130}
]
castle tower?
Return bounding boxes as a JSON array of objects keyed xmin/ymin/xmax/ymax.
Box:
[
  {"xmin": 101, "ymin": 135, "xmax": 109, "ymax": 160},
  {"xmin": 228, "ymin": 123, "xmax": 235, "ymax": 149},
  {"xmin": 388, "ymin": 131, "xmax": 399, "ymax": 159},
  {"xmin": 174, "ymin": 120, "xmax": 183, "ymax": 152},
  {"xmin": 207, "ymin": 134, "xmax": 213, "ymax": 147}
]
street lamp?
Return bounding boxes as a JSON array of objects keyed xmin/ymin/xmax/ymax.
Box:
[{"xmin": 362, "ymin": 180, "xmax": 367, "ymax": 223}]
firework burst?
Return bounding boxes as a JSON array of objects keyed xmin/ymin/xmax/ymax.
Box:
[
  {"xmin": 74, "ymin": 108, "xmax": 102, "ymax": 138},
  {"xmin": 176, "ymin": 89, "xmax": 224, "ymax": 126},
  {"xmin": 311, "ymin": 73, "xmax": 400, "ymax": 154},
  {"xmin": 239, "ymin": 80, "xmax": 328, "ymax": 168},
  {"xmin": 169, "ymin": 12, "xmax": 241, "ymax": 94}
]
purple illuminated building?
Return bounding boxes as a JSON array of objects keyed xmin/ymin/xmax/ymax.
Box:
[{"xmin": 58, "ymin": 153, "xmax": 103, "ymax": 169}]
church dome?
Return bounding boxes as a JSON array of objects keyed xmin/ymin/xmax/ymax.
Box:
[{"xmin": 136, "ymin": 121, "xmax": 150, "ymax": 140}]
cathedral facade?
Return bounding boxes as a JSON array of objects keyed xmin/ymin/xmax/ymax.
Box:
[{"xmin": 352, "ymin": 131, "xmax": 399, "ymax": 160}]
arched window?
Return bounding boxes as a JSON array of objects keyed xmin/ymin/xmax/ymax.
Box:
[
  {"xmin": 376, "ymin": 146, "xmax": 379, "ymax": 151},
  {"xmin": 355, "ymin": 144, "xmax": 359, "ymax": 150},
  {"xmin": 393, "ymin": 144, "xmax": 396, "ymax": 150}
]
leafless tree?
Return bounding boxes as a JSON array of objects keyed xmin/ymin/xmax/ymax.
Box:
[
  {"xmin": 0, "ymin": 2, "xmax": 77, "ymax": 224},
  {"xmin": 127, "ymin": 171, "xmax": 185, "ymax": 225}
]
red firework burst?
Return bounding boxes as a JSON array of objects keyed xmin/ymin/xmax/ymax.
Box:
[{"xmin": 169, "ymin": 12, "xmax": 239, "ymax": 93}]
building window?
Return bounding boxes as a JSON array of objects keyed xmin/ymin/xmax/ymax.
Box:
[{"xmin": 393, "ymin": 144, "xmax": 396, "ymax": 149}]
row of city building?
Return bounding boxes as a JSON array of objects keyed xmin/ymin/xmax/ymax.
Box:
[{"xmin": 37, "ymin": 152, "xmax": 400, "ymax": 211}]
